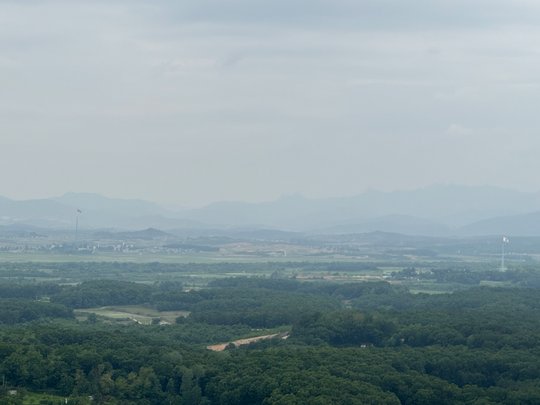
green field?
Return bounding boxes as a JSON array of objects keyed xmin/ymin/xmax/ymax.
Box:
[
  {"xmin": 76, "ymin": 305, "xmax": 190, "ymax": 325},
  {"xmin": 0, "ymin": 251, "xmax": 438, "ymax": 264},
  {"xmin": 12, "ymin": 391, "xmax": 92, "ymax": 404}
]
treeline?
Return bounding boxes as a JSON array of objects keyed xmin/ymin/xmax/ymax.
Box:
[
  {"xmin": 3, "ymin": 286, "xmax": 540, "ymax": 403},
  {"xmin": 391, "ymin": 266, "xmax": 540, "ymax": 287},
  {"xmin": 4, "ymin": 275, "xmax": 540, "ymax": 402},
  {"xmin": 0, "ymin": 299, "xmax": 73, "ymax": 324},
  {"xmin": 187, "ymin": 288, "xmax": 340, "ymax": 328},
  {"xmin": 207, "ymin": 345, "xmax": 540, "ymax": 405},
  {"xmin": 0, "ymin": 323, "xmax": 209, "ymax": 404},
  {"xmin": 0, "ymin": 278, "xmax": 341, "ymax": 329},
  {"xmin": 0, "ymin": 261, "xmax": 381, "ymax": 281},
  {"xmin": 51, "ymin": 280, "xmax": 153, "ymax": 308},
  {"xmin": 44, "ymin": 279, "xmax": 344, "ymax": 328},
  {"xmin": 209, "ymin": 277, "xmax": 402, "ymax": 299},
  {"xmin": 291, "ymin": 287, "xmax": 540, "ymax": 350},
  {"xmin": 0, "ymin": 282, "xmax": 61, "ymax": 299}
]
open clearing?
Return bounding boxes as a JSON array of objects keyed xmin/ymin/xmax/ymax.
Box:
[
  {"xmin": 76, "ymin": 305, "xmax": 190, "ymax": 325},
  {"xmin": 207, "ymin": 332, "xmax": 289, "ymax": 351},
  {"xmin": 21, "ymin": 392, "xmax": 92, "ymax": 404}
]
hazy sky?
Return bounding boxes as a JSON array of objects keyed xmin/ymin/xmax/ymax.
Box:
[{"xmin": 2, "ymin": 0, "xmax": 540, "ymax": 206}]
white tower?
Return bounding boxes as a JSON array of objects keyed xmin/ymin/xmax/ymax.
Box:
[{"xmin": 500, "ymin": 236, "xmax": 509, "ymax": 271}]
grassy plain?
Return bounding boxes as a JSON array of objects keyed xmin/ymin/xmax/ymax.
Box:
[
  {"xmin": 0, "ymin": 251, "xmax": 410, "ymax": 264},
  {"xmin": 21, "ymin": 391, "xmax": 92, "ymax": 404},
  {"xmin": 75, "ymin": 305, "xmax": 189, "ymax": 325}
]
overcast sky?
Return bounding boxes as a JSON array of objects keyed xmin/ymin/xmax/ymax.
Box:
[{"xmin": 1, "ymin": 0, "xmax": 540, "ymax": 206}]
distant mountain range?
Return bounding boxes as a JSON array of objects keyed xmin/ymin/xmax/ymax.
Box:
[
  {"xmin": 0, "ymin": 193, "xmax": 203, "ymax": 230},
  {"xmin": 2, "ymin": 185, "xmax": 540, "ymax": 236}
]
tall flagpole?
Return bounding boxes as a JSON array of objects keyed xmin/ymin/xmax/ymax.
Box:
[
  {"xmin": 501, "ymin": 236, "xmax": 509, "ymax": 271},
  {"xmin": 75, "ymin": 209, "xmax": 82, "ymax": 243}
]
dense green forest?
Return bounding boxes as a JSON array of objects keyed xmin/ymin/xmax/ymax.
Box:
[{"xmin": 2, "ymin": 263, "xmax": 540, "ymax": 403}]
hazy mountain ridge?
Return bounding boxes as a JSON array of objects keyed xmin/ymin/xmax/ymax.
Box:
[
  {"xmin": 53, "ymin": 193, "xmax": 170, "ymax": 218},
  {"xmin": 183, "ymin": 185, "xmax": 540, "ymax": 234},
  {"xmin": 2, "ymin": 185, "xmax": 540, "ymax": 236},
  {"xmin": 92, "ymin": 228, "xmax": 173, "ymax": 240},
  {"xmin": 0, "ymin": 194, "xmax": 203, "ymax": 231},
  {"xmin": 460, "ymin": 211, "xmax": 540, "ymax": 237},
  {"xmin": 0, "ymin": 197, "xmax": 75, "ymax": 227},
  {"xmin": 319, "ymin": 215, "xmax": 452, "ymax": 237}
]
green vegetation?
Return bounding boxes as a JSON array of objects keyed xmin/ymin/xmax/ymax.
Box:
[
  {"xmin": 0, "ymin": 299, "xmax": 73, "ymax": 324},
  {"xmin": 1, "ymin": 259, "xmax": 540, "ymax": 403},
  {"xmin": 75, "ymin": 305, "xmax": 189, "ymax": 325}
]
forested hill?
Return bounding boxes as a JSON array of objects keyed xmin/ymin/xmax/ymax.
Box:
[{"xmin": 2, "ymin": 275, "xmax": 540, "ymax": 403}]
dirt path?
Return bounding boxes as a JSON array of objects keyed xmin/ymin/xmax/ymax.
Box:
[{"xmin": 207, "ymin": 332, "xmax": 289, "ymax": 351}]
